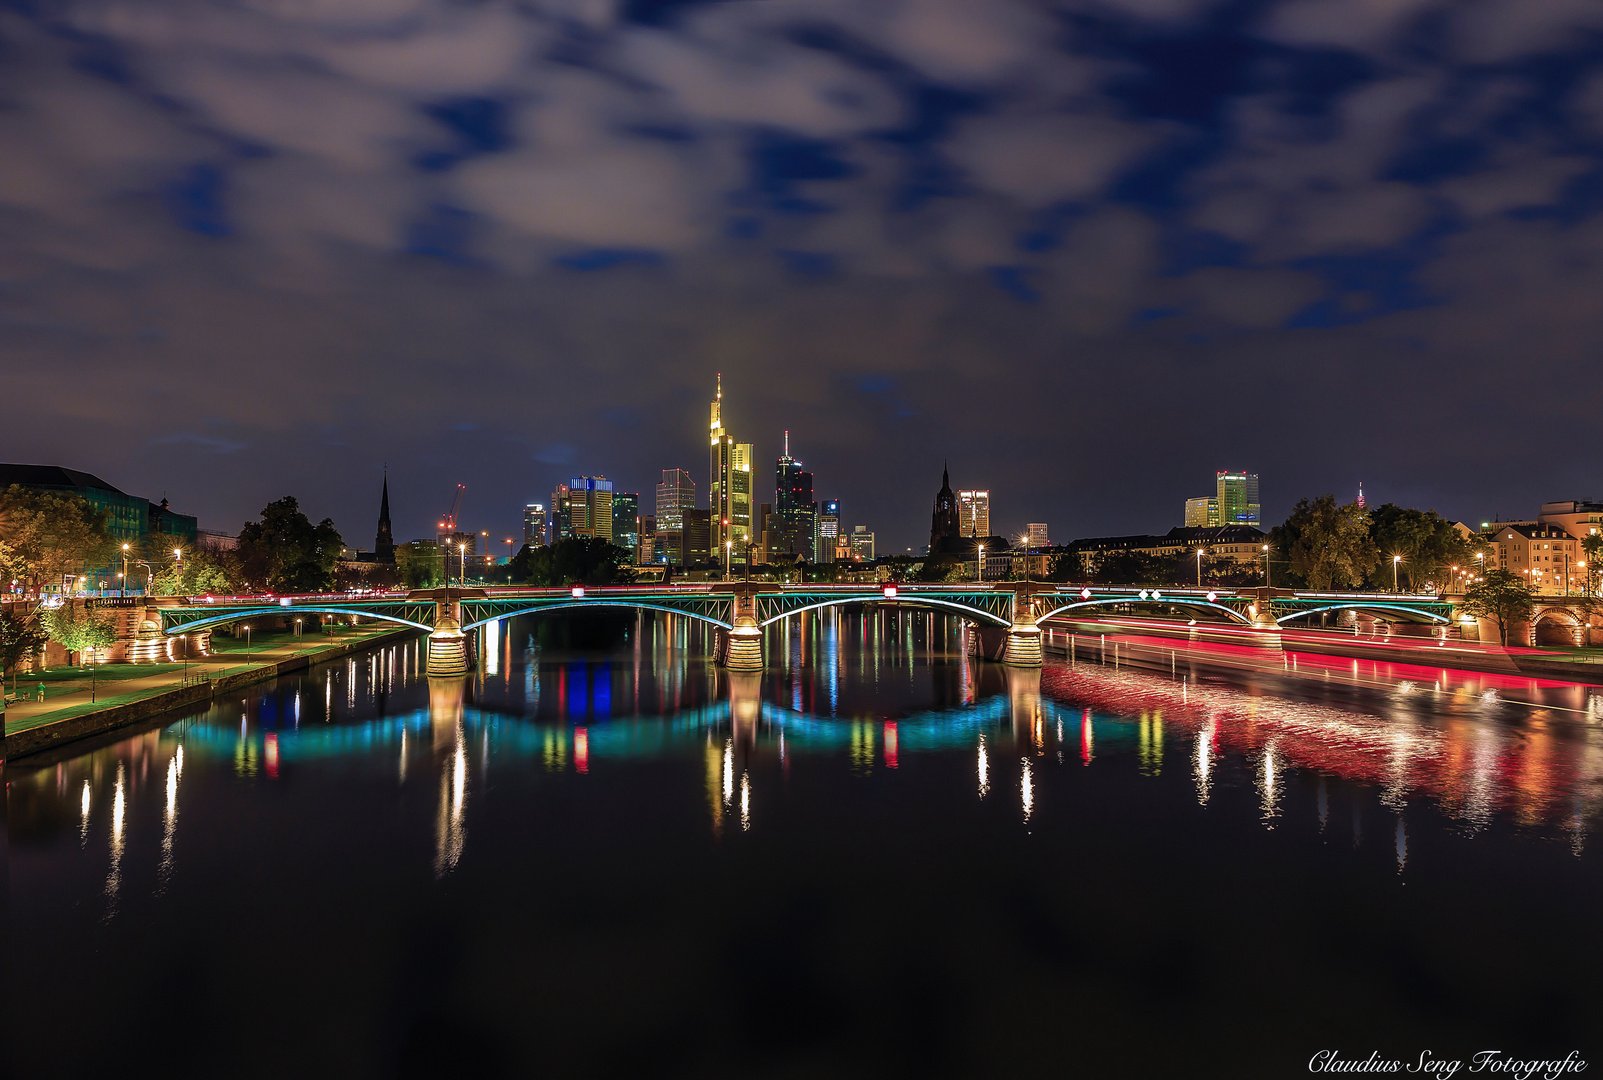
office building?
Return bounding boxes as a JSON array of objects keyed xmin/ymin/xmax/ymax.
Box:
[
  {"xmin": 850, "ymin": 526, "xmax": 875, "ymax": 561},
  {"xmin": 684, "ymin": 508, "xmax": 711, "ymax": 566},
  {"xmin": 656, "ymin": 469, "xmax": 696, "ymax": 533},
  {"xmin": 0, "ymin": 463, "xmax": 198, "ymax": 548},
  {"xmin": 612, "ymin": 492, "xmax": 639, "ymax": 554},
  {"xmin": 958, "ymin": 489, "xmax": 990, "ymax": 539},
  {"xmin": 638, "ymin": 515, "xmax": 655, "ymax": 566},
  {"xmin": 1216, "ymin": 471, "xmax": 1260, "ymax": 526},
  {"xmin": 1026, "ymin": 523, "xmax": 1049, "ymax": 549},
  {"xmin": 566, "ymin": 476, "xmax": 614, "ymax": 542},
  {"xmin": 775, "ymin": 432, "xmax": 818, "ymax": 559},
  {"xmin": 708, "ymin": 375, "xmax": 754, "ymax": 563},
  {"xmin": 817, "ymin": 499, "xmax": 841, "ymax": 563},
  {"xmin": 551, "ymin": 483, "xmax": 572, "ymax": 541},
  {"xmin": 1184, "ymin": 496, "xmax": 1219, "ymax": 528},
  {"xmin": 523, "ymin": 503, "xmax": 546, "ymax": 546}
]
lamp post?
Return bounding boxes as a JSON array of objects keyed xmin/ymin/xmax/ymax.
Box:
[
  {"xmin": 1262, "ymin": 544, "xmax": 1271, "ymax": 586},
  {"xmin": 121, "ymin": 543, "xmax": 130, "ymax": 597},
  {"xmin": 1392, "ymin": 554, "xmax": 1402, "ymax": 593},
  {"xmin": 458, "ymin": 543, "xmax": 466, "ymax": 589},
  {"xmin": 242, "ymin": 625, "xmax": 252, "ymax": 664},
  {"xmin": 295, "ymin": 617, "xmax": 302, "ymax": 641},
  {"xmin": 977, "ymin": 543, "xmax": 985, "ymax": 583},
  {"xmin": 1196, "ymin": 547, "xmax": 1205, "ymax": 588},
  {"xmin": 137, "ymin": 561, "xmax": 152, "ymax": 596},
  {"xmin": 724, "ymin": 539, "xmax": 733, "ymax": 578}
]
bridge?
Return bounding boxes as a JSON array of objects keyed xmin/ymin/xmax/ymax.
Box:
[{"xmin": 134, "ymin": 583, "xmax": 1478, "ymax": 676}]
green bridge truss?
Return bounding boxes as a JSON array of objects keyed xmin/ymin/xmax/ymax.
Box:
[{"xmin": 154, "ymin": 586, "xmax": 1456, "ymax": 637}]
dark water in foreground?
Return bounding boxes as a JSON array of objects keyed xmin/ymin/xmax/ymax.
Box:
[{"xmin": 8, "ymin": 611, "xmax": 1603, "ymax": 1079}]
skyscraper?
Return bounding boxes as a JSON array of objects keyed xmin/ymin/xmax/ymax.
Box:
[
  {"xmin": 551, "ymin": 483, "xmax": 572, "ymax": 541},
  {"xmin": 612, "ymin": 492, "xmax": 639, "ymax": 555},
  {"xmin": 775, "ymin": 431, "xmax": 817, "ymax": 559},
  {"xmin": 567, "ymin": 476, "xmax": 614, "ymax": 542},
  {"xmin": 850, "ymin": 525, "xmax": 875, "ymax": 561},
  {"xmin": 958, "ymin": 489, "xmax": 990, "ymax": 538},
  {"xmin": 708, "ymin": 375, "xmax": 753, "ymax": 563},
  {"xmin": 1026, "ymin": 523, "xmax": 1048, "ymax": 549},
  {"xmin": 818, "ymin": 499, "xmax": 840, "ymax": 563},
  {"xmin": 523, "ymin": 503, "xmax": 545, "ymax": 546},
  {"xmin": 656, "ymin": 469, "xmax": 695, "ymax": 531},
  {"xmin": 1216, "ymin": 471, "xmax": 1261, "ymax": 527}
]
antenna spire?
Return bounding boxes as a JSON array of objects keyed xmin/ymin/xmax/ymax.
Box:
[
  {"xmin": 784, "ymin": 429, "xmax": 790, "ymax": 457},
  {"xmin": 716, "ymin": 372, "xmax": 722, "ymax": 400}
]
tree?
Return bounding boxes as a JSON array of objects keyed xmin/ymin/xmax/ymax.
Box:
[
  {"xmin": 1583, "ymin": 534, "xmax": 1603, "ymax": 597},
  {"xmin": 0, "ymin": 608, "xmax": 48, "ymax": 693},
  {"xmin": 0, "ymin": 485, "xmax": 116, "ymax": 595},
  {"xmin": 41, "ymin": 602, "xmax": 118, "ymax": 666},
  {"xmin": 150, "ymin": 545, "xmax": 238, "ymax": 596},
  {"xmin": 516, "ymin": 537, "xmax": 632, "ymax": 586},
  {"xmin": 235, "ymin": 497, "xmax": 344, "ymax": 593},
  {"xmin": 397, "ymin": 544, "xmax": 444, "ymax": 589},
  {"xmin": 1280, "ymin": 495, "xmax": 1376, "ymax": 591},
  {"xmin": 1461, "ymin": 569, "xmax": 1536, "ymax": 647},
  {"xmin": 1367, "ymin": 504, "xmax": 1475, "ymax": 591}
]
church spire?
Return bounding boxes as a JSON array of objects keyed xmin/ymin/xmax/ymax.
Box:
[{"xmin": 374, "ymin": 469, "xmax": 395, "ymax": 563}]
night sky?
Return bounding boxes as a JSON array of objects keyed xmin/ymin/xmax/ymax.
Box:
[{"xmin": 4, "ymin": 0, "xmax": 1601, "ymax": 551}]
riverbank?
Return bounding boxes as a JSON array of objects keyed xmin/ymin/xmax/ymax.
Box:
[{"xmin": 2, "ymin": 627, "xmax": 420, "ymax": 760}]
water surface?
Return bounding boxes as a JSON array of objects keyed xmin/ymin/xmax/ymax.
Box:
[{"xmin": 9, "ymin": 610, "xmax": 1602, "ymax": 1078}]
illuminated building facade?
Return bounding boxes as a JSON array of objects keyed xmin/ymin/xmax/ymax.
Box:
[
  {"xmin": 774, "ymin": 432, "xmax": 817, "ymax": 559},
  {"xmin": 958, "ymin": 489, "xmax": 990, "ymax": 538},
  {"xmin": 708, "ymin": 375, "xmax": 753, "ymax": 563},
  {"xmin": 523, "ymin": 503, "xmax": 545, "ymax": 546},
  {"xmin": 612, "ymin": 492, "xmax": 639, "ymax": 555},
  {"xmin": 566, "ymin": 476, "xmax": 614, "ymax": 542},
  {"xmin": 1184, "ymin": 496, "xmax": 1219, "ymax": 528},
  {"xmin": 818, "ymin": 499, "xmax": 841, "ymax": 563},
  {"xmin": 849, "ymin": 526, "xmax": 875, "ymax": 561},
  {"xmin": 551, "ymin": 483, "xmax": 572, "ymax": 541},
  {"xmin": 1026, "ymin": 523, "xmax": 1048, "ymax": 548},
  {"xmin": 1216, "ymin": 471, "xmax": 1260, "ymax": 526}
]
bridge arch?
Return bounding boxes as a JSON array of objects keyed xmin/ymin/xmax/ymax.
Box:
[
  {"xmin": 460, "ymin": 601, "xmax": 732, "ymax": 633},
  {"xmin": 1035, "ymin": 597, "xmax": 1255, "ymax": 626},
  {"xmin": 757, "ymin": 595, "xmax": 1013, "ymax": 629},
  {"xmin": 162, "ymin": 606, "xmax": 435, "ymax": 635},
  {"xmin": 1531, "ymin": 606, "xmax": 1585, "ymax": 647},
  {"xmin": 1274, "ymin": 603, "xmax": 1448, "ymax": 626}
]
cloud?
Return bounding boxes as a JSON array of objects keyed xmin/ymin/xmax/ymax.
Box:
[{"xmin": 945, "ymin": 109, "xmax": 1159, "ymax": 207}]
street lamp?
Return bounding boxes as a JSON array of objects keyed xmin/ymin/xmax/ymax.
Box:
[
  {"xmin": 725, "ymin": 539, "xmax": 733, "ymax": 578},
  {"xmin": 242, "ymin": 625, "xmax": 252, "ymax": 663},
  {"xmin": 458, "ymin": 543, "xmax": 466, "ymax": 588},
  {"xmin": 121, "ymin": 543, "xmax": 130, "ymax": 597},
  {"xmin": 1262, "ymin": 544, "xmax": 1271, "ymax": 586},
  {"xmin": 1196, "ymin": 547, "xmax": 1206, "ymax": 587},
  {"xmin": 977, "ymin": 543, "xmax": 985, "ymax": 583},
  {"xmin": 1392, "ymin": 554, "xmax": 1402, "ymax": 592}
]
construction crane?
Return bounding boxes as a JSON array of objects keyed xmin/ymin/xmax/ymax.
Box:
[{"xmin": 439, "ymin": 484, "xmax": 465, "ymax": 536}]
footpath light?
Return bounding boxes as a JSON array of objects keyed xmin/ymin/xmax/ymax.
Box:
[{"xmin": 242, "ymin": 625, "xmax": 252, "ymax": 663}]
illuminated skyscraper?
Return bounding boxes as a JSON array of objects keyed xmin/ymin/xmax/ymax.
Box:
[
  {"xmin": 775, "ymin": 431, "xmax": 817, "ymax": 559},
  {"xmin": 1216, "ymin": 471, "xmax": 1260, "ymax": 527},
  {"xmin": 566, "ymin": 476, "xmax": 614, "ymax": 542},
  {"xmin": 551, "ymin": 483, "xmax": 572, "ymax": 541},
  {"xmin": 523, "ymin": 503, "xmax": 546, "ymax": 546},
  {"xmin": 655, "ymin": 469, "xmax": 696, "ymax": 565},
  {"xmin": 1026, "ymin": 523, "xmax": 1048, "ymax": 548},
  {"xmin": 958, "ymin": 489, "xmax": 990, "ymax": 538},
  {"xmin": 709, "ymin": 374, "xmax": 753, "ymax": 563},
  {"xmin": 656, "ymin": 469, "xmax": 695, "ymax": 531},
  {"xmin": 612, "ymin": 492, "xmax": 639, "ymax": 555},
  {"xmin": 818, "ymin": 499, "xmax": 841, "ymax": 563}
]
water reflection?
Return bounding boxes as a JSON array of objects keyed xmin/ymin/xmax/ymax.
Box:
[{"xmin": 10, "ymin": 610, "xmax": 1603, "ymax": 908}]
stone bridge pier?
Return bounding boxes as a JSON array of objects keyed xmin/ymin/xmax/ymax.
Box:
[{"xmin": 426, "ymin": 595, "xmax": 471, "ymax": 677}]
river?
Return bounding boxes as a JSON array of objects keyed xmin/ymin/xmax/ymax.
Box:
[{"xmin": 8, "ymin": 609, "xmax": 1602, "ymax": 1078}]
